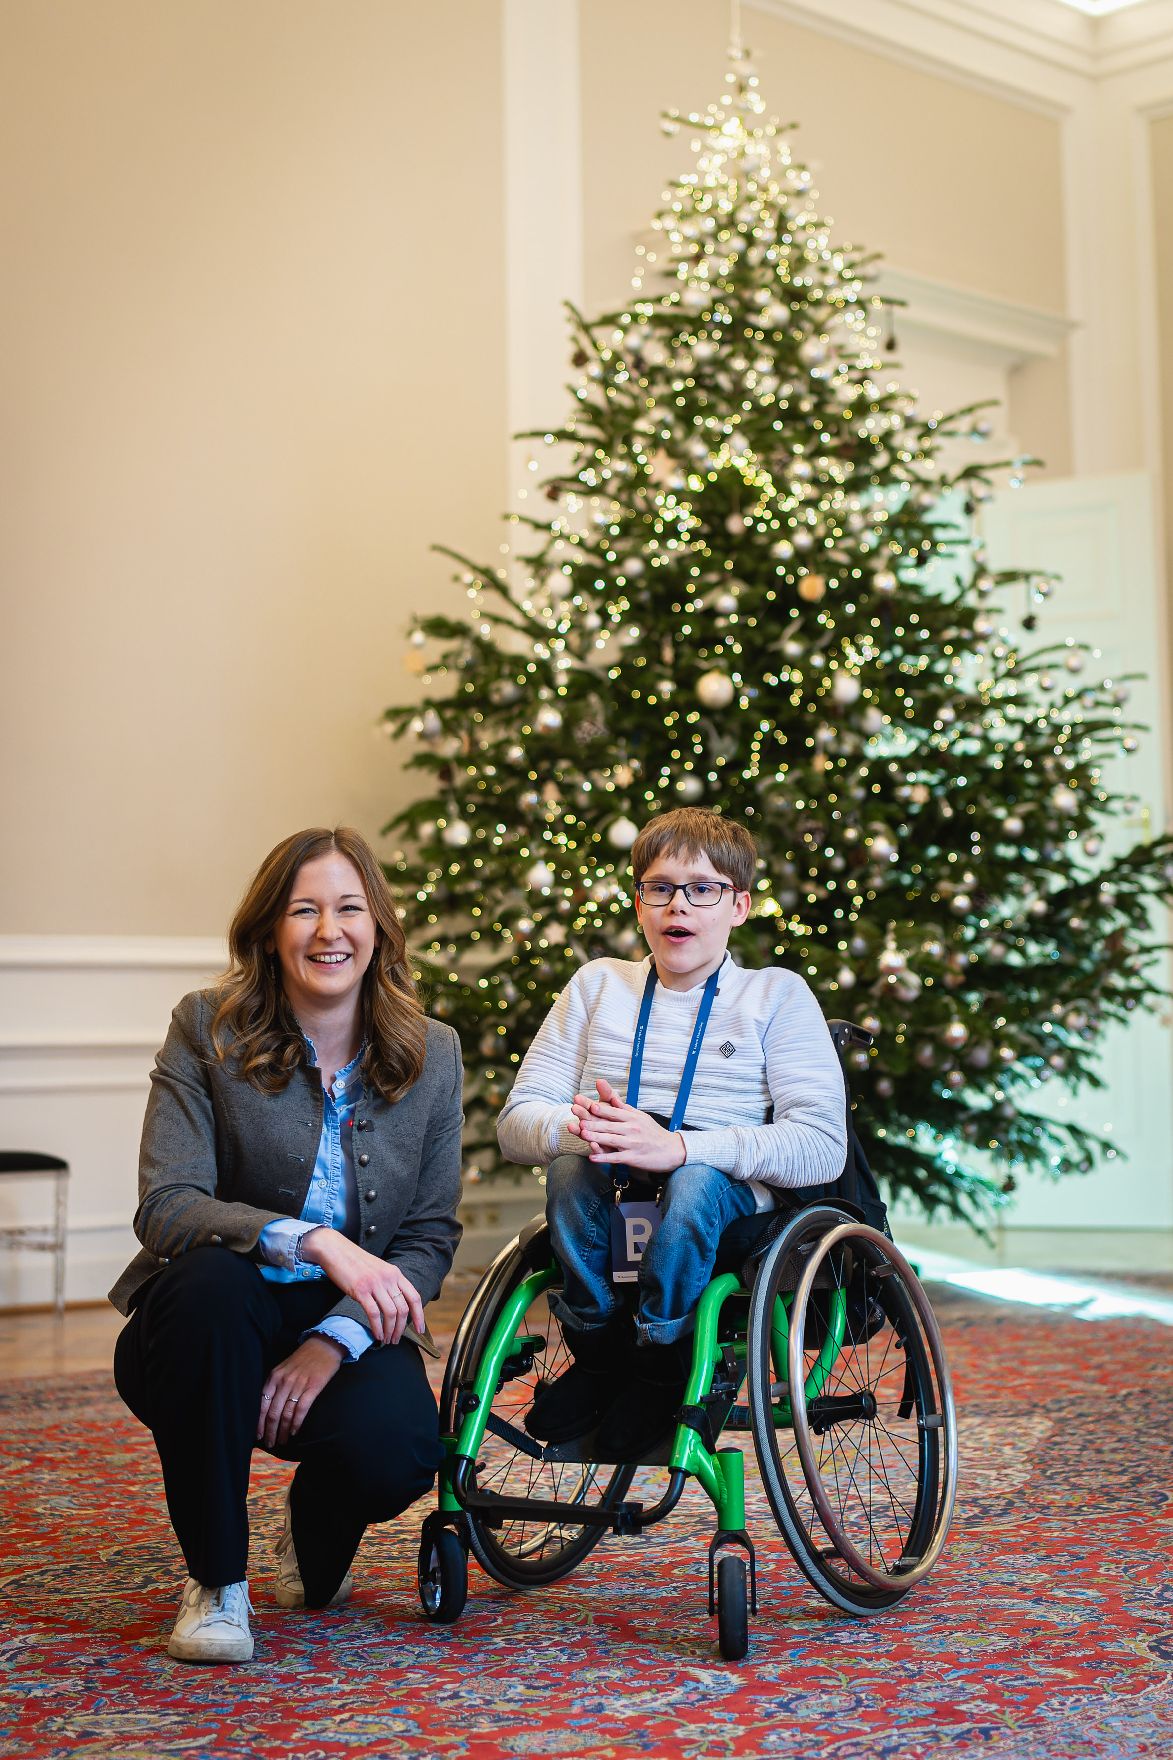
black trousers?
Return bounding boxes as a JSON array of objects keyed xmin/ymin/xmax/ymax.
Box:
[{"xmin": 113, "ymin": 1246, "xmax": 441, "ymax": 1605}]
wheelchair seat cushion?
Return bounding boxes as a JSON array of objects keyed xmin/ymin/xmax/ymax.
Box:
[{"xmin": 713, "ymin": 1197, "xmax": 866, "ymax": 1289}]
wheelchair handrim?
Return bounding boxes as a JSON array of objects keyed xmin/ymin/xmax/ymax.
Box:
[{"xmin": 788, "ymin": 1222, "xmax": 958, "ymax": 1591}]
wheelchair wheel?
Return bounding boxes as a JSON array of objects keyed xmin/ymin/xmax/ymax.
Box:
[
  {"xmin": 444, "ymin": 1230, "xmax": 636, "ymax": 1589},
  {"xmin": 715, "ymin": 1554, "xmax": 749, "ymax": 1662},
  {"xmin": 747, "ymin": 1206, "xmax": 957, "ymax": 1616},
  {"xmin": 417, "ymin": 1525, "xmax": 468, "ymax": 1624}
]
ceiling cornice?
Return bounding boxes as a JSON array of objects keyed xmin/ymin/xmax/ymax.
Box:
[{"xmin": 749, "ymin": 0, "xmax": 1173, "ymax": 101}]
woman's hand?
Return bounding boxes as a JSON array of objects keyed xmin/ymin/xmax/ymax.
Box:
[
  {"xmin": 258, "ymin": 1334, "xmax": 345, "ymax": 1450},
  {"xmin": 298, "ymin": 1228, "xmax": 425, "ymax": 1344},
  {"xmin": 567, "ymin": 1078, "xmax": 688, "ymax": 1173}
]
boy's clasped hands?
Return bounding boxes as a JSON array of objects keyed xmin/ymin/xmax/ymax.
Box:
[{"xmin": 568, "ymin": 1077, "xmax": 688, "ymax": 1172}]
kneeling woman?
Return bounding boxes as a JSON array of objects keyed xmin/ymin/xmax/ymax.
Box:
[{"xmin": 110, "ymin": 827, "xmax": 463, "ymax": 1663}]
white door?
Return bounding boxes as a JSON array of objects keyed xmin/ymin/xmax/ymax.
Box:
[{"xmin": 981, "ymin": 471, "xmax": 1173, "ymax": 1229}]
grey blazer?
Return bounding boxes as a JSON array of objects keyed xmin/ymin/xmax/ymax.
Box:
[{"xmin": 108, "ymin": 989, "xmax": 464, "ymax": 1356}]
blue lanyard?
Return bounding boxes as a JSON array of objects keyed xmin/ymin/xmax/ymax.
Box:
[{"xmin": 626, "ymin": 962, "xmax": 721, "ymax": 1133}]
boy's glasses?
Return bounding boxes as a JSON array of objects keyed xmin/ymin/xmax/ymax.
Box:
[{"xmin": 635, "ymin": 881, "xmax": 739, "ymax": 907}]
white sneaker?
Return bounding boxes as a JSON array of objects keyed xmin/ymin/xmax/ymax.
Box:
[
  {"xmin": 167, "ymin": 1578, "xmax": 254, "ymax": 1663},
  {"xmin": 273, "ymin": 1489, "xmax": 353, "ymax": 1610}
]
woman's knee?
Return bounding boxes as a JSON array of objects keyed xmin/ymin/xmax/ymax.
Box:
[{"xmin": 328, "ymin": 1422, "xmax": 441, "ymax": 1515}]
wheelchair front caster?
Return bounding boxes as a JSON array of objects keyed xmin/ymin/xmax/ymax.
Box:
[
  {"xmin": 716, "ymin": 1553, "xmax": 749, "ymax": 1661},
  {"xmin": 418, "ymin": 1525, "xmax": 468, "ymax": 1624}
]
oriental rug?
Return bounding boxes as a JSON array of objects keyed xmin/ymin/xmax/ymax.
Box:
[{"xmin": 0, "ymin": 1285, "xmax": 1170, "ymax": 1759}]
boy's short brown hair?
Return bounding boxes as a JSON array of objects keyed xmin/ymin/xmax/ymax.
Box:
[{"xmin": 630, "ymin": 808, "xmax": 757, "ymax": 893}]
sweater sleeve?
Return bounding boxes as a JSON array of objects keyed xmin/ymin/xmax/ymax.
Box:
[
  {"xmin": 683, "ymin": 975, "xmax": 848, "ymax": 1187},
  {"xmin": 496, "ymin": 971, "xmax": 594, "ymax": 1167}
]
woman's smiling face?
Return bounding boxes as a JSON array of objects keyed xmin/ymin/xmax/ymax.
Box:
[{"xmin": 269, "ymin": 850, "xmax": 377, "ymax": 1020}]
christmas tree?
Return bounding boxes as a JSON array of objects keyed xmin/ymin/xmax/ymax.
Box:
[{"xmin": 383, "ymin": 48, "xmax": 1173, "ymax": 1227}]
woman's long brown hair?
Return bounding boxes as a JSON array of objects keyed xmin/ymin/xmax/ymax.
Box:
[{"xmin": 210, "ymin": 827, "xmax": 427, "ymax": 1102}]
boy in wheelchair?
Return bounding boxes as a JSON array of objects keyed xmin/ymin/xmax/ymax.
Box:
[{"xmin": 496, "ymin": 808, "xmax": 848, "ymax": 1462}]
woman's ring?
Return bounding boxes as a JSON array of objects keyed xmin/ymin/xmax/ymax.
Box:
[{"xmin": 289, "ymin": 1395, "xmax": 300, "ymax": 1404}]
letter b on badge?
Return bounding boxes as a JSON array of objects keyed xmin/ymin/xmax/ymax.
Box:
[{"xmin": 610, "ymin": 1199, "xmax": 661, "ymax": 1284}]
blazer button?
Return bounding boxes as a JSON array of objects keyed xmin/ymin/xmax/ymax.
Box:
[
  {"xmin": 365, "ymin": 1189, "xmax": 377, "ymax": 1203},
  {"xmin": 364, "ymin": 1224, "xmax": 376, "ymax": 1238},
  {"xmin": 210, "ymin": 1234, "xmax": 223, "ymax": 1245},
  {"xmin": 357, "ymin": 1118, "xmax": 370, "ymax": 1130},
  {"xmin": 358, "ymin": 1151, "xmax": 370, "ymax": 1167}
]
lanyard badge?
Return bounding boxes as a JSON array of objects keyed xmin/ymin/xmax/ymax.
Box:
[{"xmin": 608, "ymin": 962, "xmax": 720, "ymax": 1283}]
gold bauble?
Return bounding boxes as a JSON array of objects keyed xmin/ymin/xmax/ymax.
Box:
[{"xmin": 797, "ymin": 573, "xmax": 826, "ymax": 603}]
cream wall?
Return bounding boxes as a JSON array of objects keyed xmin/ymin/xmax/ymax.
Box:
[
  {"xmin": 1154, "ymin": 110, "xmax": 1173, "ymax": 701},
  {"xmin": 0, "ymin": 0, "xmax": 506, "ymax": 936},
  {"xmin": 578, "ymin": 0, "xmax": 1071, "ymax": 474}
]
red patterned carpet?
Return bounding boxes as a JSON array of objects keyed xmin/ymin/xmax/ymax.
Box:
[{"xmin": 1, "ymin": 1285, "xmax": 1170, "ymax": 1759}]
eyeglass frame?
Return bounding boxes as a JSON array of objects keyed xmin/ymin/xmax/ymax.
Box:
[{"xmin": 634, "ymin": 880, "xmax": 744, "ymax": 907}]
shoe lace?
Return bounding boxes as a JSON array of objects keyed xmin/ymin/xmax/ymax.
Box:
[{"xmin": 207, "ymin": 1581, "xmax": 253, "ymax": 1622}]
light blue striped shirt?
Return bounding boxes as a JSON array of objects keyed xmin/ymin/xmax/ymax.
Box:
[{"xmin": 258, "ymin": 1042, "xmax": 372, "ymax": 1362}]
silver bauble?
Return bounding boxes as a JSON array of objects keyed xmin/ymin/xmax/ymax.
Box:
[
  {"xmin": 526, "ymin": 860, "xmax": 556, "ymax": 890},
  {"xmin": 942, "ymin": 1020, "xmax": 969, "ymax": 1049},
  {"xmin": 442, "ymin": 820, "xmax": 471, "ymax": 848},
  {"xmin": 535, "ymin": 705, "xmax": 563, "ymax": 734},
  {"xmin": 607, "ymin": 816, "xmax": 639, "ymax": 850},
  {"xmin": 675, "ymin": 774, "xmax": 704, "ymax": 802}
]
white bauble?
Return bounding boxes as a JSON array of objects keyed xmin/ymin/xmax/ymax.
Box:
[
  {"xmin": 725, "ymin": 511, "xmax": 746, "ymax": 536},
  {"xmin": 1002, "ymin": 814, "xmax": 1025, "ymax": 839},
  {"xmin": 872, "ymin": 569, "xmax": 897, "ymax": 596},
  {"xmin": 696, "ymin": 669, "xmax": 735, "ymax": 709},
  {"xmin": 675, "ymin": 774, "xmax": 705, "ymax": 802},
  {"xmin": 442, "ymin": 820, "xmax": 471, "ymax": 847},
  {"xmin": 831, "ymin": 672, "xmax": 861, "ymax": 706},
  {"xmin": 607, "ymin": 816, "xmax": 639, "ymax": 850},
  {"xmin": 942, "ymin": 1020, "xmax": 970, "ymax": 1050},
  {"xmin": 526, "ymin": 860, "xmax": 555, "ymax": 890},
  {"xmin": 1051, "ymin": 785, "xmax": 1078, "ymax": 816},
  {"xmin": 534, "ymin": 705, "xmax": 563, "ymax": 734},
  {"xmin": 418, "ymin": 709, "xmax": 443, "ymax": 740}
]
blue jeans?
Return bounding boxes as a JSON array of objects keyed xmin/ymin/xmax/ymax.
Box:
[{"xmin": 544, "ymin": 1153, "xmax": 759, "ymax": 1345}]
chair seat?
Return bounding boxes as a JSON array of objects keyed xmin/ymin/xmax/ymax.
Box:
[
  {"xmin": 0, "ymin": 1152, "xmax": 69, "ymax": 1174},
  {"xmin": 0, "ymin": 1153, "xmax": 70, "ymax": 1315}
]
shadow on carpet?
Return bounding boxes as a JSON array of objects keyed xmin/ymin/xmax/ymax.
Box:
[{"xmin": 0, "ymin": 1291, "xmax": 1170, "ymax": 1759}]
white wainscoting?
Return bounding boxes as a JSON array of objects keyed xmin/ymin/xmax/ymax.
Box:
[{"xmin": 0, "ymin": 937, "xmax": 224, "ymax": 1307}]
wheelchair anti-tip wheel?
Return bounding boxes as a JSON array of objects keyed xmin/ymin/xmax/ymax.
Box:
[
  {"xmin": 440, "ymin": 1230, "xmax": 637, "ymax": 1589},
  {"xmin": 747, "ymin": 1205, "xmax": 958, "ymax": 1616}
]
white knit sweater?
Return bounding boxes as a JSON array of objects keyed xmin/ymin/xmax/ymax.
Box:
[{"xmin": 496, "ymin": 954, "xmax": 848, "ymax": 1208}]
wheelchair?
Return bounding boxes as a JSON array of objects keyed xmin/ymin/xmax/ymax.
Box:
[{"xmin": 417, "ymin": 1023, "xmax": 958, "ymax": 1661}]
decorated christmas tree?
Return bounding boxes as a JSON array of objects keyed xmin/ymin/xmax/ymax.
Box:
[{"xmin": 383, "ymin": 48, "xmax": 1173, "ymax": 1226}]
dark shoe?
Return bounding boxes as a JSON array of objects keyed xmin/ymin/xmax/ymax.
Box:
[
  {"xmin": 525, "ymin": 1315, "xmax": 631, "ymax": 1445},
  {"xmin": 594, "ymin": 1335, "xmax": 694, "ymax": 1461}
]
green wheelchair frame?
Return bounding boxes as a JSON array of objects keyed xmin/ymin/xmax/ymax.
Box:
[{"xmin": 418, "ymin": 1199, "xmax": 958, "ymax": 1660}]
